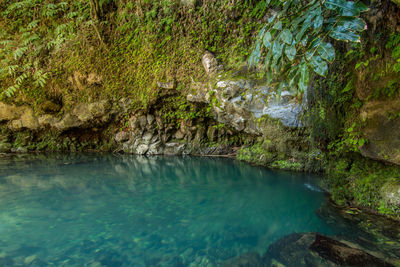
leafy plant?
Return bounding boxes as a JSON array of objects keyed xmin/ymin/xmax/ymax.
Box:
[
  {"xmin": 249, "ymin": 0, "xmax": 368, "ymax": 94},
  {"xmin": 328, "ymin": 122, "xmax": 367, "ymax": 153},
  {"xmin": 0, "ymin": 0, "xmax": 87, "ymax": 99},
  {"xmin": 386, "ymin": 33, "xmax": 400, "ymax": 73}
]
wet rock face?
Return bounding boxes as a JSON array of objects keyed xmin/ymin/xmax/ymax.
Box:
[
  {"xmin": 188, "ymin": 53, "xmax": 304, "ymax": 135},
  {"xmin": 116, "ymin": 113, "xmax": 192, "ymax": 155},
  {"xmin": 114, "ymin": 111, "xmax": 237, "ymax": 156},
  {"xmin": 359, "ymin": 99, "xmax": 400, "ymax": 165}
]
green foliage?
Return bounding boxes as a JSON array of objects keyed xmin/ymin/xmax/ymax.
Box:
[
  {"xmin": 270, "ymin": 160, "xmax": 303, "ymax": 171},
  {"xmin": 159, "ymin": 95, "xmax": 213, "ymax": 128},
  {"xmin": 386, "ymin": 33, "xmax": 400, "ymax": 73},
  {"xmin": 249, "ymin": 0, "xmax": 368, "ymax": 94},
  {"xmin": 0, "ymin": 0, "xmax": 88, "ymax": 100},
  {"xmin": 326, "ymin": 155, "xmax": 400, "ymax": 218},
  {"xmin": 328, "ymin": 122, "xmax": 367, "ymax": 153}
]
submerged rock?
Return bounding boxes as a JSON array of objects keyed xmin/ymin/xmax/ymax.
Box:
[
  {"xmin": 309, "ymin": 234, "xmax": 393, "ymax": 266},
  {"xmin": 264, "ymin": 232, "xmax": 394, "ymax": 267}
]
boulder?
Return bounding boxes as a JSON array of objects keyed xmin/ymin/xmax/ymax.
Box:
[
  {"xmin": 55, "ymin": 114, "xmax": 81, "ymax": 130},
  {"xmin": 55, "ymin": 100, "xmax": 111, "ymax": 131}
]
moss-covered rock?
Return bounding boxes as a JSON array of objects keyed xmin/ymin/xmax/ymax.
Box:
[{"xmin": 359, "ymin": 99, "xmax": 400, "ymax": 165}]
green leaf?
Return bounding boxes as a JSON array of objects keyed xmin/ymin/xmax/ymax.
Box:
[
  {"xmin": 257, "ymin": 25, "xmax": 267, "ymax": 39},
  {"xmin": 317, "ymin": 42, "xmax": 335, "ymax": 62},
  {"xmin": 298, "ymin": 63, "xmax": 309, "ymax": 92},
  {"xmin": 329, "ymin": 26, "xmax": 360, "ymax": 42},
  {"xmin": 280, "ymin": 29, "xmax": 293, "ymax": 45},
  {"xmin": 313, "ymin": 14, "xmax": 323, "ymax": 29},
  {"xmin": 309, "ymin": 55, "xmax": 328, "ymax": 76},
  {"xmin": 337, "ymin": 17, "xmax": 366, "ymax": 32},
  {"xmin": 324, "ymin": 0, "xmax": 368, "ymax": 17},
  {"xmin": 273, "ymin": 21, "xmax": 282, "ymax": 30},
  {"xmin": 285, "ymin": 45, "xmax": 296, "ymax": 61},
  {"xmin": 272, "ymin": 40, "xmax": 283, "ymax": 60},
  {"xmin": 263, "ymin": 32, "xmax": 272, "ymax": 48}
]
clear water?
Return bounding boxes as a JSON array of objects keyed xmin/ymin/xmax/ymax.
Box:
[{"xmin": 0, "ymin": 154, "xmax": 335, "ymax": 266}]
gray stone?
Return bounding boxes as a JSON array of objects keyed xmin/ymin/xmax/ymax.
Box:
[
  {"xmin": 156, "ymin": 81, "xmax": 175, "ymax": 89},
  {"xmin": 138, "ymin": 115, "xmax": 147, "ymax": 129},
  {"xmin": 146, "ymin": 114, "xmax": 155, "ymax": 125},
  {"xmin": 186, "ymin": 74, "xmax": 304, "ymax": 134},
  {"xmin": 115, "ymin": 131, "xmax": 130, "ymax": 143},
  {"xmin": 148, "ymin": 141, "xmax": 163, "ymax": 155},
  {"xmin": 175, "ymin": 130, "xmax": 185, "ymax": 140},
  {"xmin": 136, "ymin": 144, "xmax": 149, "ymax": 155},
  {"xmin": 164, "ymin": 142, "xmax": 186, "ymax": 155},
  {"xmin": 202, "ymin": 52, "xmax": 223, "ymax": 77},
  {"xmin": 142, "ymin": 131, "xmax": 153, "ymax": 143}
]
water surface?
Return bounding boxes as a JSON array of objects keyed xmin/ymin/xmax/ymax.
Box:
[{"xmin": 0, "ymin": 154, "xmax": 367, "ymax": 266}]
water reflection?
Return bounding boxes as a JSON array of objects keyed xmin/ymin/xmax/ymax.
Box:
[{"xmin": 0, "ymin": 154, "xmax": 334, "ymax": 266}]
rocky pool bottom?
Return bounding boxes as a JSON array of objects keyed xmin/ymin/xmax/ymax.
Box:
[{"xmin": 0, "ymin": 154, "xmax": 398, "ymax": 267}]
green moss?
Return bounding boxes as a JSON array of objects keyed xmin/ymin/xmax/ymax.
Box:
[
  {"xmin": 326, "ymin": 156, "xmax": 400, "ymax": 218},
  {"xmin": 237, "ymin": 142, "xmax": 277, "ymax": 165},
  {"xmin": 270, "ymin": 160, "xmax": 303, "ymax": 172}
]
